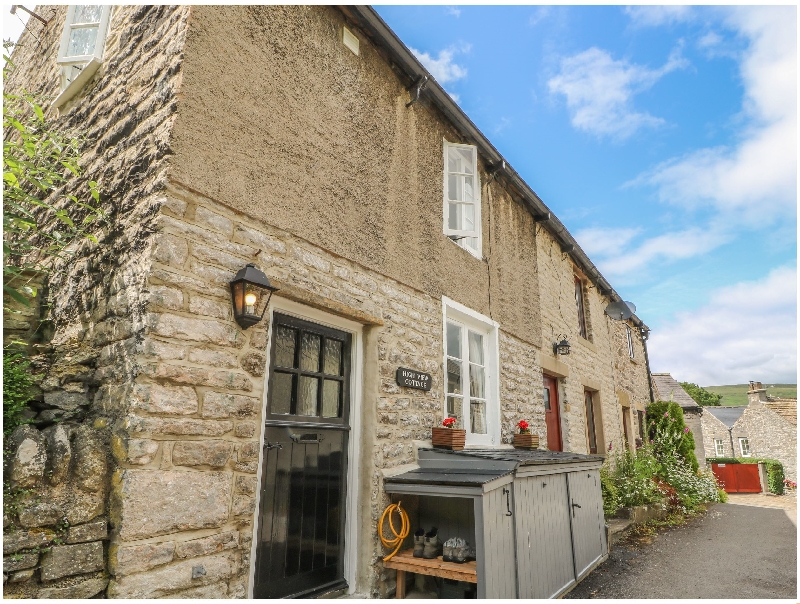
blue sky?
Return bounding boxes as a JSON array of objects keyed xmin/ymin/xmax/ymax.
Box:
[
  {"xmin": 4, "ymin": 6, "xmax": 795, "ymax": 385},
  {"xmin": 375, "ymin": 5, "xmax": 796, "ymax": 386}
]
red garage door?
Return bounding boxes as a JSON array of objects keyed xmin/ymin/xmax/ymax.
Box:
[{"xmin": 711, "ymin": 463, "xmax": 761, "ymax": 493}]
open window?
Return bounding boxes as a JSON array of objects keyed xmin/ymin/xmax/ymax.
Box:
[
  {"xmin": 443, "ymin": 297, "xmax": 499, "ymax": 446},
  {"xmin": 54, "ymin": 5, "xmax": 112, "ymax": 109},
  {"xmin": 714, "ymin": 439, "xmax": 725, "ymax": 456},
  {"xmin": 444, "ymin": 141, "xmax": 481, "ymax": 258},
  {"xmin": 738, "ymin": 437, "xmax": 751, "ymax": 457}
]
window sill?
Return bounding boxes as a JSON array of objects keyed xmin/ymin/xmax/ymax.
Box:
[
  {"xmin": 53, "ymin": 57, "xmax": 101, "ymax": 111},
  {"xmin": 576, "ymin": 336, "xmax": 597, "ymax": 354}
]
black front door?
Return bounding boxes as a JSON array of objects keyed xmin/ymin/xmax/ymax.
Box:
[{"xmin": 254, "ymin": 313, "xmax": 352, "ymax": 598}]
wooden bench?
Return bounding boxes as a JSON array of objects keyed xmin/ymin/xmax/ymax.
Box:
[{"xmin": 382, "ymin": 549, "xmax": 477, "ymax": 599}]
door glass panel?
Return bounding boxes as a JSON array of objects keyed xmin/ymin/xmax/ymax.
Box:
[
  {"xmin": 275, "ymin": 326, "xmax": 297, "ymax": 368},
  {"xmin": 469, "ymin": 364, "xmax": 485, "ymax": 399},
  {"xmin": 272, "ymin": 372, "xmax": 294, "ymax": 415},
  {"xmin": 299, "ymin": 333, "xmax": 321, "ymax": 372},
  {"xmin": 298, "ymin": 376, "xmax": 319, "ymax": 416},
  {"xmin": 447, "ymin": 359, "xmax": 462, "ymax": 394},
  {"xmin": 323, "ymin": 339, "xmax": 342, "ymax": 376},
  {"xmin": 544, "ymin": 386, "xmax": 551, "ymax": 410},
  {"xmin": 322, "ymin": 380, "xmax": 340, "ymax": 418},
  {"xmin": 446, "ymin": 322, "xmax": 461, "ymax": 359},
  {"xmin": 470, "ymin": 400, "xmax": 487, "ymax": 434}
]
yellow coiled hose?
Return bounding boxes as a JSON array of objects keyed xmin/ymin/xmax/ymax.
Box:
[{"xmin": 378, "ymin": 502, "xmax": 410, "ymax": 562}]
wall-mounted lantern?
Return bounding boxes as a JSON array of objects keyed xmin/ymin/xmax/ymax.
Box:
[
  {"xmin": 553, "ymin": 337, "xmax": 571, "ymax": 356},
  {"xmin": 230, "ymin": 263, "xmax": 279, "ymax": 329}
]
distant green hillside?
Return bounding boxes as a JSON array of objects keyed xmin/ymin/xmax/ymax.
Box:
[{"xmin": 702, "ymin": 384, "xmax": 797, "ymax": 406}]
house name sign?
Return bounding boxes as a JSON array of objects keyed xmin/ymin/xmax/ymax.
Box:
[{"xmin": 395, "ymin": 367, "xmax": 432, "ymax": 391}]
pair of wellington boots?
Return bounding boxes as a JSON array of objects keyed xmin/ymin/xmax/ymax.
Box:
[
  {"xmin": 412, "ymin": 527, "xmax": 441, "ymax": 559},
  {"xmin": 442, "ymin": 537, "xmax": 475, "ymax": 564}
]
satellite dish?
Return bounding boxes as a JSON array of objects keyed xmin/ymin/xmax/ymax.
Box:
[{"xmin": 604, "ymin": 300, "xmax": 636, "ymax": 320}]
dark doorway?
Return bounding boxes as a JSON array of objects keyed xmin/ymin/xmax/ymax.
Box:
[
  {"xmin": 544, "ymin": 375, "xmax": 563, "ymax": 452},
  {"xmin": 254, "ymin": 313, "xmax": 352, "ymax": 598}
]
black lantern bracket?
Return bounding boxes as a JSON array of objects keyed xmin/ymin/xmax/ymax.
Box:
[
  {"xmin": 552, "ymin": 334, "xmax": 571, "ymax": 356},
  {"xmin": 229, "ymin": 263, "xmax": 279, "ymax": 329}
]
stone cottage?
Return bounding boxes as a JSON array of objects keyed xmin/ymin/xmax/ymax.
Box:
[
  {"xmin": 702, "ymin": 382, "xmax": 796, "ymax": 481},
  {"xmin": 651, "ymin": 373, "xmax": 706, "ymax": 467},
  {"xmin": 3, "ymin": 6, "xmax": 653, "ymax": 598}
]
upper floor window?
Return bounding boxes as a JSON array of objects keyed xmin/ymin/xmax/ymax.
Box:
[
  {"xmin": 444, "ymin": 141, "xmax": 481, "ymax": 258},
  {"xmin": 626, "ymin": 324, "xmax": 635, "ymax": 359},
  {"xmin": 738, "ymin": 437, "xmax": 751, "ymax": 457},
  {"xmin": 54, "ymin": 5, "xmax": 111, "ymax": 108},
  {"xmin": 443, "ymin": 297, "xmax": 498, "ymax": 446},
  {"xmin": 575, "ymin": 276, "xmax": 588, "ymax": 339}
]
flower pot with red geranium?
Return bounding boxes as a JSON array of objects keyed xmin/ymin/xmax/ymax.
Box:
[
  {"xmin": 432, "ymin": 417, "xmax": 466, "ymax": 450},
  {"xmin": 513, "ymin": 420, "xmax": 539, "ymax": 450}
]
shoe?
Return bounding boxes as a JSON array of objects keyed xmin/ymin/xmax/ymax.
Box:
[
  {"xmin": 442, "ymin": 537, "xmax": 456, "ymax": 562},
  {"xmin": 412, "ymin": 528, "xmax": 425, "ymax": 558},
  {"xmin": 452, "ymin": 539, "xmax": 471, "ymax": 564},
  {"xmin": 422, "ymin": 527, "xmax": 441, "ymax": 559}
]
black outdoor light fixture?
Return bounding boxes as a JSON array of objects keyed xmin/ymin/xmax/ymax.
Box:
[
  {"xmin": 553, "ymin": 335, "xmax": 571, "ymax": 356},
  {"xmin": 230, "ymin": 263, "xmax": 279, "ymax": 329}
]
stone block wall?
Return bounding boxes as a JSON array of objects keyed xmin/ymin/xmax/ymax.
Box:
[
  {"xmin": 701, "ymin": 412, "xmax": 740, "ymax": 459},
  {"xmin": 3, "ymin": 424, "xmax": 110, "ymax": 598},
  {"xmin": 739, "ymin": 403, "xmax": 796, "ymax": 481},
  {"xmin": 3, "ymin": 5, "xmax": 190, "ymax": 599}
]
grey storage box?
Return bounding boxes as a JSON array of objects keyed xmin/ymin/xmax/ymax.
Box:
[{"xmin": 384, "ymin": 448, "xmax": 607, "ymax": 599}]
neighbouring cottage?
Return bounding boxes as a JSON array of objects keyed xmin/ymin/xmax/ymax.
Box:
[
  {"xmin": 650, "ymin": 373, "xmax": 706, "ymax": 467},
  {"xmin": 3, "ymin": 6, "xmax": 653, "ymax": 598},
  {"xmin": 702, "ymin": 382, "xmax": 797, "ymax": 482}
]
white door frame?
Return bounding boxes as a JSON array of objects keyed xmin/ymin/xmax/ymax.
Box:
[{"xmin": 248, "ymin": 297, "xmax": 364, "ymax": 597}]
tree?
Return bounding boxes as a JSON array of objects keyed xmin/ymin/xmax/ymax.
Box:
[
  {"xmin": 679, "ymin": 382, "xmax": 722, "ymax": 407},
  {"xmin": 3, "ymin": 46, "xmax": 103, "ymax": 309},
  {"xmin": 646, "ymin": 401, "xmax": 699, "ymax": 472}
]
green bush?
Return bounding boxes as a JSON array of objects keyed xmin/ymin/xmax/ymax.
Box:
[
  {"xmin": 706, "ymin": 457, "xmax": 785, "ymax": 494},
  {"xmin": 599, "ymin": 464, "xmax": 620, "ymax": 517},
  {"xmin": 609, "ymin": 447, "xmax": 662, "ymax": 508},
  {"xmin": 3, "ymin": 351, "xmax": 34, "ymax": 437},
  {"xmin": 646, "ymin": 401, "xmax": 699, "ymax": 472},
  {"xmin": 679, "ymin": 382, "xmax": 722, "ymax": 406}
]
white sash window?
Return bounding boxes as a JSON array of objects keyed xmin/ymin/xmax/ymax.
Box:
[
  {"xmin": 54, "ymin": 5, "xmax": 111, "ymax": 108},
  {"xmin": 444, "ymin": 141, "xmax": 481, "ymax": 258}
]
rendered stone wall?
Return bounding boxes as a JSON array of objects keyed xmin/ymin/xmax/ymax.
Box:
[{"xmin": 3, "ymin": 4, "xmax": 190, "ymax": 599}]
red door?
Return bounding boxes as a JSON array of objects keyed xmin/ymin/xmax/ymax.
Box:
[
  {"xmin": 711, "ymin": 463, "xmax": 761, "ymax": 493},
  {"xmin": 544, "ymin": 375, "xmax": 562, "ymax": 452}
]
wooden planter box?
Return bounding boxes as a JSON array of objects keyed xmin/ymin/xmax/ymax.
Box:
[
  {"xmin": 432, "ymin": 427, "xmax": 466, "ymax": 450},
  {"xmin": 513, "ymin": 433, "xmax": 539, "ymax": 450}
]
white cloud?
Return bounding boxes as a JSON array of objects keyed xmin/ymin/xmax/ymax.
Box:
[
  {"xmin": 529, "ymin": 7, "xmax": 550, "ymax": 27},
  {"xmin": 697, "ymin": 31, "xmax": 722, "ymax": 49},
  {"xmin": 577, "ymin": 226, "xmax": 731, "ymax": 279},
  {"xmin": 574, "ymin": 227, "xmax": 641, "ymax": 258},
  {"xmin": 410, "ymin": 46, "xmax": 468, "ymax": 85},
  {"xmin": 629, "ymin": 6, "xmax": 797, "ymax": 223},
  {"xmin": 445, "ymin": 6, "xmax": 461, "ymax": 18},
  {"xmin": 624, "ymin": 6, "xmax": 693, "ymax": 28},
  {"xmin": 648, "ymin": 266, "xmax": 797, "ymax": 385},
  {"xmin": 548, "ymin": 46, "xmax": 688, "ymax": 139}
]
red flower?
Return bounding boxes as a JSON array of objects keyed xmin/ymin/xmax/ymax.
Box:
[
  {"xmin": 442, "ymin": 417, "xmax": 457, "ymax": 428},
  {"xmin": 517, "ymin": 419, "xmax": 530, "ymax": 434}
]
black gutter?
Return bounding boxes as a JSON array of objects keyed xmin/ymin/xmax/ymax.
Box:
[{"xmin": 341, "ymin": 5, "xmax": 649, "ymax": 333}]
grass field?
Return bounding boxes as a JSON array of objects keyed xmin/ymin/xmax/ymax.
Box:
[{"xmin": 702, "ymin": 384, "xmax": 797, "ymax": 406}]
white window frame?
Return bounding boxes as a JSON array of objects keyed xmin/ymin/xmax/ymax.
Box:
[
  {"xmin": 714, "ymin": 439, "xmax": 725, "ymax": 456},
  {"xmin": 738, "ymin": 437, "xmax": 751, "ymax": 457},
  {"xmin": 443, "ymin": 140, "xmax": 482, "ymax": 259},
  {"xmin": 57, "ymin": 5, "xmax": 112, "ymax": 67},
  {"xmin": 54, "ymin": 6, "xmax": 112, "ymax": 109},
  {"xmin": 625, "ymin": 324, "xmax": 635, "ymax": 359},
  {"xmin": 442, "ymin": 296, "xmax": 499, "ymax": 446}
]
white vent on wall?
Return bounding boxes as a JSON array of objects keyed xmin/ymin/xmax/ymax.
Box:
[{"xmin": 343, "ymin": 27, "xmax": 359, "ymax": 56}]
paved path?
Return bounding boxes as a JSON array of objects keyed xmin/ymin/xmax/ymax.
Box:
[{"xmin": 567, "ymin": 499, "xmax": 797, "ymax": 599}]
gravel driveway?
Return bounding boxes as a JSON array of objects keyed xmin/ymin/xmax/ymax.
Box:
[{"xmin": 566, "ymin": 500, "xmax": 797, "ymax": 599}]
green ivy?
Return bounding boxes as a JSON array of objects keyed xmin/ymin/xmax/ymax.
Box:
[{"xmin": 3, "ymin": 351, "xmax": 33, "ymax": 437}]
